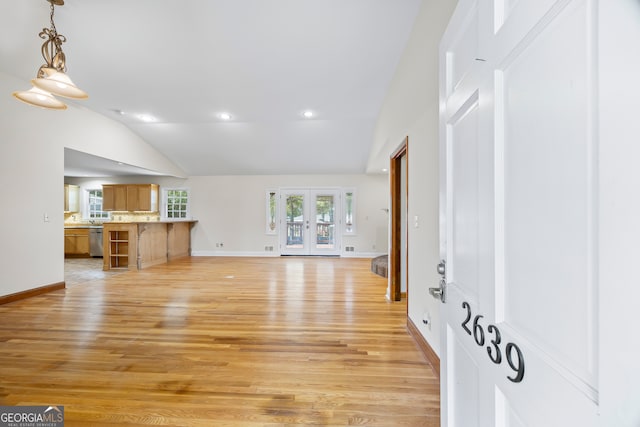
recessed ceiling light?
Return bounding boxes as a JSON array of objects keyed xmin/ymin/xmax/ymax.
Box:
[
  {"xmin": 303, "ymin": 110, "xmax": 314, "ymax": 118},
  {"xmin": 136, "ymin": 114, "xmax": 157, "ymax": 123},
  {"xmin": 382, "ymin": 168, "xmax": 389, "ymax": 172},
  {"xmin": 219, "ymin": 112, "xmax": 232, "ymax": 121}
]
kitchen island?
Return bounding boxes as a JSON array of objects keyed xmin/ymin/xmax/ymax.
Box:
[{"xmin": 102, "ymin": 220, "xmax": 197, "ymax": 271}]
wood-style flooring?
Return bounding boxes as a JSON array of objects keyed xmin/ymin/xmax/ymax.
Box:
[{"xmin": 0, "ymin": 256, "xmax": 440, "ymax": 426}]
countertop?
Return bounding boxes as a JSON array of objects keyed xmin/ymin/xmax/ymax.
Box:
[{"xmin": 104, "ymin": 220, "xmax": 198, "ymax": 225}]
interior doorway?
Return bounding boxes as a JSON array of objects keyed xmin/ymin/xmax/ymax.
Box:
[{"xmin": 389, "ymin": 138, "xmax": 408, "ymax": 302}]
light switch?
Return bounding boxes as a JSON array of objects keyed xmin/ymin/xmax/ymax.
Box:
[{"xmin": 414, "ymin": 215, "xmax": 419, "ymax": 228}]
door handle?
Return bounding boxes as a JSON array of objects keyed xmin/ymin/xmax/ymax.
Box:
[{"xmin": 429, "ymin": 279, "xmax": 446, "ymax": 303}]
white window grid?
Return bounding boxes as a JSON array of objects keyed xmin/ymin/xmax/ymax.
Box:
[
  {"xmin": 166, "ymin": 189, "xmax": 190, "ymax": 219},
  {"xmin": 87, "ymin": 189, "xmax": 109, "ymax": 219}
]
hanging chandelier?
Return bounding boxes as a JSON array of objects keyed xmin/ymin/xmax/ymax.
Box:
[{"xmin": 13, "ymin": 0, "xmax": 88, "ymax": 110}]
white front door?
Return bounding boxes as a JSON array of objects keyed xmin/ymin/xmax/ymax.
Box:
[
  {"xmin": 438, "ymin": 0, "xmax": 601, "ymax": 425},
  {"xmin": 280, "ymin": 189, "xmax": 341, "ymax": 256}
]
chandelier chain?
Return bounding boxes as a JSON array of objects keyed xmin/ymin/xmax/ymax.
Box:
[{"xmin": 38, "ymin": 1, "xmax": 67, "ymax": 75}]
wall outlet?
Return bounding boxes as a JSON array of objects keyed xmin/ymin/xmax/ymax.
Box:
[
  {"xmin": 422, "ymin": 311, "xmax": 431, "ymax": 330},
  {"xmin": 264, "ymin": 246, "xmax": 274, "ymax": 251},
  {"xmin": 345, "ymin": 246, "xmax": 355, "ymax": 252}
]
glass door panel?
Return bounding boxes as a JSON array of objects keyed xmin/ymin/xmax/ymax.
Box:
[
  {"xmin": 285, "ymin": 194, "xmax": 305, "ymax": 250},
  {"xmin": 280, "ymin": 189, "xmax": 341, "ymax": 256},
  {"xmin": 314, "ymin": 194, "xmax": 335, "ymax": 251}
]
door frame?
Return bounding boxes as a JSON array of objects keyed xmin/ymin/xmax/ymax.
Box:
[
  {"xmin": 389, "ymin": 137, "xmax": 408, "ymax": 302},
  {"xmin": 279, "ymin": 188, "xmax": 342, "ymax": 256}
]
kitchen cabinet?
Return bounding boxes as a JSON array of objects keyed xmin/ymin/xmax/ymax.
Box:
[
  {"xmin": 64, "ymin": 228, "xmax": 90, "ymax": 257},
  {"xmin": 103, "ymin": 185, "xmax": 127, "ymax": 211},
  {"xmin": 105, "ymin": 225, "xmax": 134, "ymax": 270},
  {"xmin": 103, "ymin": 220, "xmax": 196, "ymax": 271},
  {"xmin": 126, "ymin": 184, "xmax": 158, "ymax": 211},
  {"xmin": 64, "ymin": 184, "xmax": 79, "ymax": 212},
  {"xmin": 102, "ymin": 184, "xmax": 158, "ymax": 212}
]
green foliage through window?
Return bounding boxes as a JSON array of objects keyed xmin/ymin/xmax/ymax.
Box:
[
  {"xmin": 286, "ymin": 195, "xmax": 304, "ymax": 222},
  {"xmin": 166, "ymin": 189, "xmax": 189, "ymax": 219},
  {"xmin": 88, "ymin": 189, "xmax": 109, "ymax": 219}
]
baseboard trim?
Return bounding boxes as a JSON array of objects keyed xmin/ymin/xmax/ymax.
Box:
[
  {"xmin": 191, "ymin": 251, "xmax": 280, "ymax": 257},
  {"xmin": 342, "ymin": 252, "xmax": 387, "ymax": 258},
  {"xmin": 192, "ymin": 251, "xmax": 387, "ymax": 258},
  {"xmin": 0, "ymin": 282, "xmax": 65, "ymax": 306},
  {"xmin": 407, "ymin": 317, "xmax": 440, "ymax": 379}
]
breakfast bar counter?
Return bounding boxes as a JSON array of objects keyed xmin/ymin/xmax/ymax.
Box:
[{"xmin": 102, "ymin": 220, "xmax": 197, "ymax": 271}]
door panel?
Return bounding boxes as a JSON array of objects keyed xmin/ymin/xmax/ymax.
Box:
[
  {"xmin": 447, "ymin": 326, "xmax": 480, "ymax": 427},
  {"xmin": 439, "ymin": 1, "xmax": 599, "ymax": 426},
  {"xmin": 497, "ymin": 0, "xmax": 597, "ymax": 396},
  {"xmin": 446, "ymin": 4, "xmax": 479, "ymax": 97},
  {"xmin": 312, "ymin": 192, "xmax": 337, "ymax": 253},
  {"xmin": 282, "ymin": 191, "xmax": 307, "ymax": 255},
  {"xmin": 450, "ymin": 95, "xmax": 481, "ymax": 305},
  {"xmin": 280, "ymin": 189, "xmax": 341, "ymax": 256}
]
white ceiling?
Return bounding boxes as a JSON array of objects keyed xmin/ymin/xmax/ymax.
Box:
[{"xmin": 1, "ymin": 0, "xmax": 422, "ymax": 177}]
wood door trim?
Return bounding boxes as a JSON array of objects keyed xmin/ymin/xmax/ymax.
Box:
[
  {"xmin": 0, "ymin": 282, "xmax": 65, "ymax": 305},
  {"xmin": 390, "ymin": 137, "xmax": 408, "ymax": 302}
]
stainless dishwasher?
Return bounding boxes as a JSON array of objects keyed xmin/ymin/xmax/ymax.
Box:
[{"xmin": 89, "ymin": 227, "xmax": 103, "ymax": 257}]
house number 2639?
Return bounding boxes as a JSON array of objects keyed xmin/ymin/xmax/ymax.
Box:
[{"xmin": 461, "ymin": 302, "xmax": 525, "ymax": 383}]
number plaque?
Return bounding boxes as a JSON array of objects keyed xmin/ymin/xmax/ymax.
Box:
[{"xmin": 461, "ymin": 302, "xmax": 525, "ymax": 383}]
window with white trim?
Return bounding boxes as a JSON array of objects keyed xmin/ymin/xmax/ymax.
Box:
[
  {"xmin": 87, "ymin": 189, "xmax": 109, "ymax": 219},
  {"xmin": 164, "ymin": 189, "xmax": 190, "ymax": 219},
  {"xmin": 266, "ymin": 189, "xmax": 278, "ymax": 234},
  {"xmin": 343, "ymin": 188, "xmax": 356, "ymax": 235}
]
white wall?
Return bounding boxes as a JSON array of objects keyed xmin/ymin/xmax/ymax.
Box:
[
  {"xmin": 0, "ymin": 71, "xmax": 184, "ymax": 298},
  {"xmin": 66, "ymin": 174, "xmax": 388, "ymax": 258},
  {"xmin": 370, "ymin": 0, "xmax": 458, "ymax": 356},
  {"xmin": 187, "ymin": 174, "xmax": 388, "ymax": 257}
]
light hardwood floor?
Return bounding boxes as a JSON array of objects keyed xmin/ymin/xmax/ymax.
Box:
[{"xmin": 0, "ymin": 257, "xmax": 440, "ymax": 426}]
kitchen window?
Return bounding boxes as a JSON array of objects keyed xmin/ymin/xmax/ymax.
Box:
[
  {"xmin": 87, "ymin": 189, "xmax": 109, "ymax": 219},
  {"xmin": 164, "ymin": 189, "xmax": 190, "ymax": 219}
]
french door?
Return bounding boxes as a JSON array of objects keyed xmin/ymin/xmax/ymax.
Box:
[{"xmin": 279, "ymin": 189, "xmax": 341, "ymax": 256}]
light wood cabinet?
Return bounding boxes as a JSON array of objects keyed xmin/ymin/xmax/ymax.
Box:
[
  {"xmin": 102, "ymin": 184, "xmax": 158, "ymax": 212},
  {"xmin": 64, "ymin": 228, "xmax": 90, "ymax": 257},
  {"xmin": 103, "ymin": 221, "xmax": 196, "ymax": 271},
  {"xmin": 104, "ymin": 225, "xmax": 136, "ymax": 270},
  {"xmin": 126, "ymin": 184, "xmax": 158, "ymax": 211},
  {"xmin": 64, "ymin": 184, "xmax": 79, "ymax": 213},
  {"xmin": 103, "ymin": 185, "xmax": 127, "ymax": 211}
]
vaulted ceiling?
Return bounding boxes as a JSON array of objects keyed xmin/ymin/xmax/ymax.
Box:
[{"xmin": 1, "ymin": 0, "xmax": 421, "ymax": 176}]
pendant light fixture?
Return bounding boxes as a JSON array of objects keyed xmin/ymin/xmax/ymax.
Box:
[{"xmin": 13, "ymin": 0, "xmax": 88, "ymax": 110}]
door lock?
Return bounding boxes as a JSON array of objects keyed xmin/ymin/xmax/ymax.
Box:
[
  {"xmin": 437, "ymin": 260, "xmax": 446, "ymax": 277},
  {"xmin": 429, "ymin": 279, "xmax": 446, "ymax": 303},
  {"xmin": 429, "ymin": 260, "xmax": 447, "ymax": 303}
]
